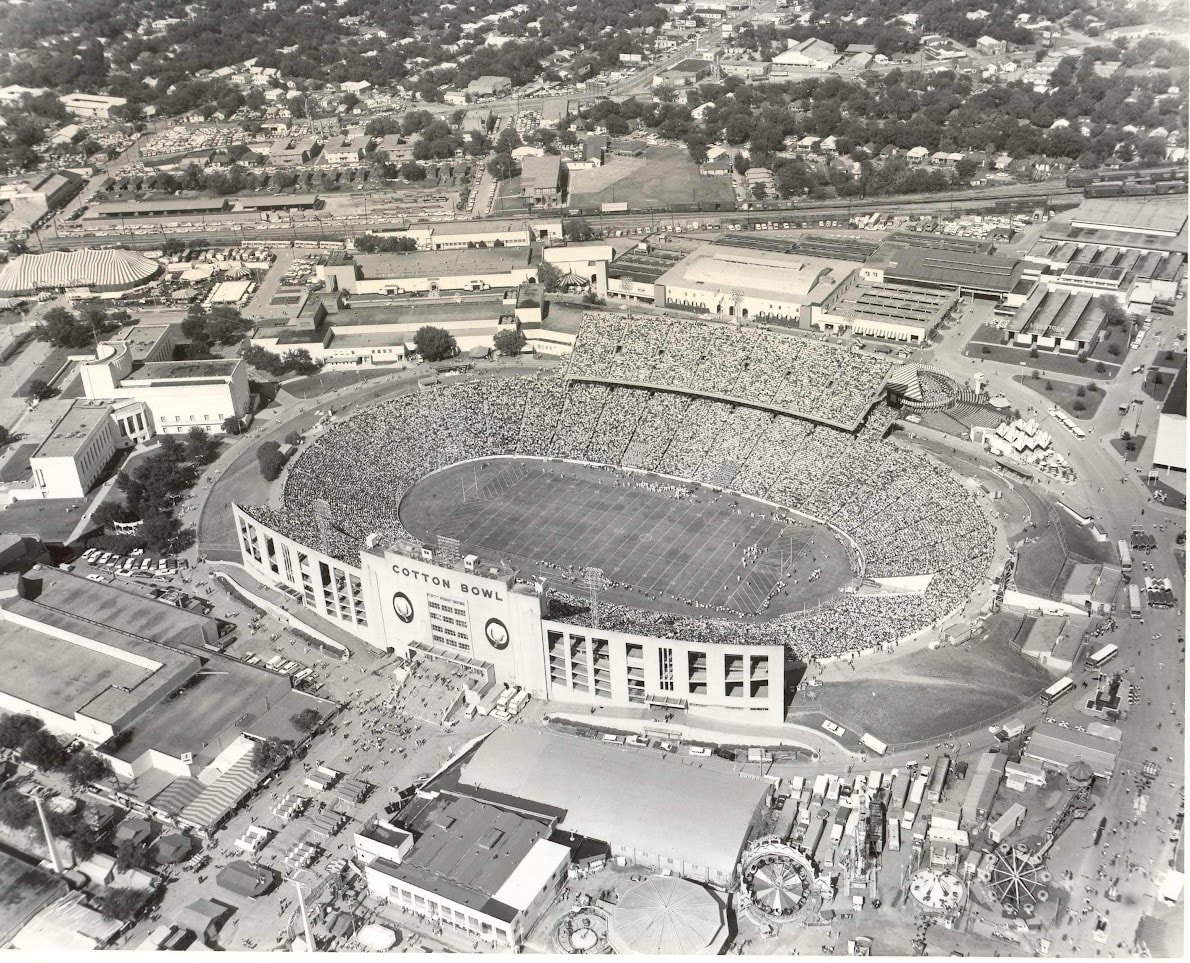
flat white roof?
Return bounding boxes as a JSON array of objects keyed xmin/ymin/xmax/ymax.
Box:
[{"xmin": 491, "ymin": 837, "xmax": 570, "ymax": 911}]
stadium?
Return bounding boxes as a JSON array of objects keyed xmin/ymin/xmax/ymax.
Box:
[{"xmin": 234, "ymin": 314, "xmax": 996, "ymax": 724}]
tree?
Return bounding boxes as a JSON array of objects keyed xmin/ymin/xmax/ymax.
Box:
[
  {"xmin": 1044, "ymin": 380, "xmax": 1054, "ymax": 392},
  {"xmin": 185, "ymin": 427, "xmax": 219, "ymax": 466},
  {"xmin": 161, "ymin": 238, "xmax": 187, "ymax": 257},
  {"xmin": 251, "ymin": 736, "xmax": 292, "ymax": 773},
  {"xmin": 0, "ymin": 713, "xmax": 44, "ymax": 749},
  {"xmin": 565, "ymin": 218, "xmax": 596, "ymax": 241},
  {"xmin": 26, "ymin": 378, "xmax": 54, "ymax": 401},
  {"xmin": 96, "ymin": 887, "xmax": 151, "ymax": 922},
  {"xmin": 0, "ymin": 424, "xmax": 10, "ymax": 448},
  {"xmin": 537, "ymin": 260, "xmax": 563, "ymax": 293},
  {"xmin": 290, "ymin": 708, "xmax": 321, "ymax": 733},
  {"xmin": 222, "ymin": 416, "xmax": 242, "ymax": 435},
  {"xmin": 20, "ymin": 729, "xmax": 67, "ymax": 769},
  {"xmin": 1072, "ymin": 400, "xmax": 1086, "ymax": 412},
  {"xmin": 398, "ymin": 160, "xmax": 426, "ymax": 181},
  {"xmin": 685, "ymin": 137, "xmax": 709, "ymax": 166},
  {"xmin": 66, "ymin": 751, "xmax": 113, "ymax": 789},
  {"xmin": 0, "ymin": 790, "xmax": 36, "ymax": 831},
  {"xmin": 257, "ymin": 442, "xmax": 285, "ymax": 481},
  {"xmin": 486, "ymin": 153, "xmax": 515, "ymax": 180},
  {"xmin": 284, "ymin": 431, "xmax": 303, "ymax": 447},
  {"xmin": 493, "ymin": 328, "xmax": 526, "ymax": 356},
  {"xmin": 413, "ymin": 326, "xmax": 457, "ymax": 362},
  {"xmin": 114, "ymin": 838, "xmax": 153, "ymax": 872},
  {"xmin": 1095, "ymin": 362, "xmax": 1108, "ymax": 374}
]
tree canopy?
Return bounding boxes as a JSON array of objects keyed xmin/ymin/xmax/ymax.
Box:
[{"xmin": 413, "ymin": 326, "xmax": 458, "ymax": 362}]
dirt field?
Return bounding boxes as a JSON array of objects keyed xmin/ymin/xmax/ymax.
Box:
[
  {"xmin": 568, "ymin": 146, "xmax": 735, "ymax": 210},
  {"xmin": 399, "ymin": 458, "xmax": 852, "ymax": 618}
]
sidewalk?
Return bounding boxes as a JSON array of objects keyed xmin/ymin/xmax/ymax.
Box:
[{"xmin": 547, "ymin": 704, "xmax": 854, "ymax": 757}]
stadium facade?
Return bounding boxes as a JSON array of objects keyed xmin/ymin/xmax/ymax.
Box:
[{"xmin": 234, "ymin": 507, "xmax": 788, "ymax": 721}]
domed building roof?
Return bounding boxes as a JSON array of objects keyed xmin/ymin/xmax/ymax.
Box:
[
  {"xmin": 0, "ymin": 249, "xmax": 160, "ymax": 296},
  {"xmin": 1066, "ymin": 759, "xmax": 1094, "ymax": 785},
  {"xmin": 609, "ymin": 876, "xmax": 726, "ymax": 956}
]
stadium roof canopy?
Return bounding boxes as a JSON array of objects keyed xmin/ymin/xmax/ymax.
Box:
[
  {"xmin": 456, "ymin": 727, "xmax": 768, "ymax": 884},
  {"xmin": 0, "ymin": 249, "xmax": 160, "ymax": 296}
]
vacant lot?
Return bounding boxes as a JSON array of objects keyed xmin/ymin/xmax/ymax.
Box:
[
  {"xmin": 400, "ymin": 458, "xmax": 851, "ymax": 618},
  {"xmin": 569, "ymin": 146, "xmax": 735, "ymax": 211}
]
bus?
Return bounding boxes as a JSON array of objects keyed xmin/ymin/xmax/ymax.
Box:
[
  {"xmin": 1041, "ymin": 677, "xmax": 1076, "ymax": 705},
  {"xmin": 1085, "ymin": 643, "xmax": 1119, "ymax": 670},
  {"xmin": 1117, "ymin": 539, "xmax": 1132, "ymax": 578},
  {"xmin": 1129, "ymin": 584, "xmax": 1143, "ymax": 619}
]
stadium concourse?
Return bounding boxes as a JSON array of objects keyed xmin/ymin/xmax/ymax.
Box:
[{"xmin": 246, "ymin": 314, "xmax": 996, "ymax": 664}]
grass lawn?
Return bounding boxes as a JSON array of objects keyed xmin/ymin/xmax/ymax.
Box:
[
  {"xmin": 1141, "ymin": 368, "xmax": 1171, "ymax": 403},
  {"xmin": 283, "ymin": 368, "xmax": 400, "ymax": 399},
  {"xmin": 399, "ymin": 458, "xmax": 852, "ymax": 618},
  {"xmin": 1012, "ymin": 374, "xmax": 1106, "ymax": 420},
  {"xmin": 1109, "ymin": 434, "xmax": 1147, "ymax": 463},
  {"xmin": 791, "ymin": 614, "xmax": 1048, "ymax": 746},
  {"xmin": 12, "ymin": 345, "xmax": 71, "ymax": 398},
  {"xmin": 568, "ymin": 146, "xmax": 735, "ymax": 211},
  {"xmin": 965, "ymin": 324, "xmax": 1121, "ymax": 381},
  {"xmin": 0, "ymin": 442, "xmax": 38, "ymax": 483}
]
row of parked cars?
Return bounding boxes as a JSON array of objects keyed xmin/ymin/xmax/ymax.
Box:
[{"xmin": 76, "ymin": 548, "xmax": 186, "ymax": 581}]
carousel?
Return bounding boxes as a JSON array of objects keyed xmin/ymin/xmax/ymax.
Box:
[
  {"xmin": 737, "ymin": 837, "xmax": 822, "ymax": 926},
  {"xmin": 908, "ymin": 869, "xmax": 967, "ymax": 914}
]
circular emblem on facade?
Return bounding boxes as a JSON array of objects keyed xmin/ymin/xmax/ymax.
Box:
[
  {"xmin": 392, "ymin": 592, "xmax": 414, "ymax": 623},
  {"xmin": 484, "ymin": 618, "xmax": 510, "ymax": 650}
]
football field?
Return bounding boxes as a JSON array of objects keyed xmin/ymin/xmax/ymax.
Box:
[{"xmin": 400, "ymin": 459, "xmax": 853, "ymax": 618}]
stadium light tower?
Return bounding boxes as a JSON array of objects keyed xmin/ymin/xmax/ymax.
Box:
[{"xmin": 584, "ymin": 567, "xmax": 605, "ymax": 630}]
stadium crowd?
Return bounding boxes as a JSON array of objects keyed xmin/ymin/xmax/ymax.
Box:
[
  {"xmin": 247, "ymin": 369, "xmax": 993, "ymax": 661},
  {"xmin": 563, "ymin": 313, "xmax": 893, "ymax": 428}
]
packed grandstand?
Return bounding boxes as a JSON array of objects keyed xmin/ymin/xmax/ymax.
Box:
[
  {"xmin": 247, "ymin": 323, "xmax": 994, "ymax": 659},
  {"xmin": 562, "ymin": 314, "xmax": 893, "ymax": 429}
]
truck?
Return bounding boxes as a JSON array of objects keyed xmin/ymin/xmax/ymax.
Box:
[
  {"xmin": 508, "ymin": 690, "xmax": 531, "ymax": 715},
  {"xmin": 902, "ymin": 806, "xmax": 918, "ymax": 831},
  {"xmin": 1129, "ymin": 583, "xmax": 1143, "ymax": 618},
  {"xmin": 927, "ymin": 755, "xmax": 951, "ymax": 803},
  {"xmin": 908, "ymin": 773, "xmax": 929, "ymax": 807},
  {"xmin": 811, "ymin": 774, "xmax": 828, "ymax": 805},
  {"xmin": 826, "ymin": 776, "xmax": 841, "ymax": 802},
  {"xmin": 495, "ymin": 688, "xmax": 515, "ymax": 710},
  {"xmin": 868, "ymin": 771, "xmax": 883, "ymax": 791}
]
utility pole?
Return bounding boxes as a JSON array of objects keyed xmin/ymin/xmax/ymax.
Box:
[{"xmin": 292, "ymin": 877, "xmax": 316, "ymax": 951}]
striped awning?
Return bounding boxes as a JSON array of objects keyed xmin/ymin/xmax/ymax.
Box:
[
  {"xmin": 559, "ymin": 271, "xmax": 588, "ymax": 287},
  {"xmin": 149, "ymin": 777, "xmax": 206, "ymax": 816},
  {"xmin": 178, "ymin": 756, "xmax": 260, "ymax": 831},
  {"xmin": 885, "ymin": 364, "xmax": 924, "ymax": 402}
]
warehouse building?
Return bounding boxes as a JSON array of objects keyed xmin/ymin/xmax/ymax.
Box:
[
  {"xmin": 87, "ymin": 198, "xmax": 230, "ymax": 219},
  {"xmin": 1152, "ymin": 361, "xmax": 1186, "ymax": 474},
  {"xmin": 59, "ymin": 93, "xmax": 127, "ymax": 120},
  {"xmin": 452, "ymin": 726, "xmax": 769, "ymax": 888},
  {"xmin": 1060, "ymin": 563, "xmax": 1123, "ymax": 616},
  {"xmin": 655, "ymin": 242, "xmax": 851, "ymax": 323},
  {"xmin": 316, "ymin": 247, "xmax": 537, "ymax": 296},
  {"xmin": 1024, "ymin": 722, "xmax": 1120, "ymax": 779},
  {"xmin": 358, "ymin": 793, "xmax": 569, "ymax": 950},
  {"xmin": 810, "ymin": 272, "xmax": 958, "ymax": 343},
  {"xmin": 1070, "ymin": 198, "xmax": 1187, "ymax": 238},
  {"xmin": 1005, "ymin": 288, "xmax": 1108, "ymax": 354},
  {"xmin": 870, "ymin": 244, "xmax": 1025, "ymax": 299},
  {"xmin": 1020, "ymin": 614, "xmax": 1088, "ymax": 675}
]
